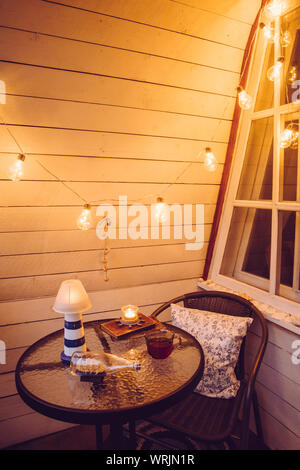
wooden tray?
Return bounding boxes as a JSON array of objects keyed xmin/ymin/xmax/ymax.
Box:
[{"xmin": 100, "ymin": 312, "xmax": 159, "ymax": 339}]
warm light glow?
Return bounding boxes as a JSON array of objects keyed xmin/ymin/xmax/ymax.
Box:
[
  {"xmin": 237, "ymin": 86, "xmax": 253, "ymax": 110},
  {"xmin": 280, "ymin": 124, "xmax": 299, "ymax": 149},
  {"xmin": 267, "ymin": 57, "xmax": 284, "ymax": 82},
  {"xmin": 265, "ymin": 0, "xmax": 286, "ymax": 18},
  {"xmin": 259, "ymin": 22, "xmax": 275, "ymax": 41},
  {"xmin": 53, "ymin": 279, "xmax": 92, "ymax": 314},
  {"xmin": 154, "ymin": 197, "xmax": 168, "ymax": 223},
  {"xmin": 288, "ymin": 66, "xmax": 297, "ymax": 85},
  {"xmin": 203, "ymin": 147, "xmax": 217, "ymax": 172},
  {"xmin": 281, "ymin": 30, "xmax": 292, "ymax": 48},
  {"xmin": 290, "ymin": 128, "xmax": 299, "ymax": 150},
  {"xmin": 280, "ymin": 128, "xmax": 293, "ymax": 148},
  {"xmin": 121, "ymin": 305, "xmax": 139, "ymax": 325},
  {"xmin": 9, "ymin": 154, "xmax": 25, "ymax": 182},
  {"xmin": 77, "ymin": 203, "xmax": 92, "ymax": 230}
]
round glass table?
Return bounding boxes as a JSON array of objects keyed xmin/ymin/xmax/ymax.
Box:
[{"xmin": 15, "ymin": 320, "xmax": 204, "ymax": 449}]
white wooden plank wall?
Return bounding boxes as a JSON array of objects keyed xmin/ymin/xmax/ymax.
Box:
[
  {"xmin": 246, "ymin": 323, "xmax": 300, "ymax": 450},
  {"xmin": 0, "ymin": 0, "xmax": 260, "ymax": 447}
]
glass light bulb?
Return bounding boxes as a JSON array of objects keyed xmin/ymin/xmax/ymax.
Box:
[
  {"xmin": 290, "ymin": 130, "xmax": 299, "ymax": 150},
  {"xmin": 9, "ymin": 155, "xmax": 25, "ymax": 181},
  {"xmin": 203, "ymin": 148, "xmax": 217, "ymax": 172},
  {"xmin": 265, "ymin": 0, "xmax": 286, "ymax": 18},
  {"xmin": 281, "ymin": 30, "xmax": 291, "ymax": 48},
  {"xmin": 280, "ymin": 128, "xmax": 293, "ymax": 148},
  {"xmin": 77, "ymin": 204, "xmax": 92, "ymax": 230},
  {"xmin": 154, "ymin": 197, "xmax": 168, "ymax": 223},
  {"xmin": 260, "ymin": 22, "xmax": 275, "ymax": 41},
  {"xmin": 288, "ymin": 66, "xmax": 297, "ymax": 85},
  {"xmin": 288, "ymin": 124, "xmax": 299, "ymax": 150},
  {"xmin": 267, "ymin": 59, "xmax": 284, "ymax": 82},
  {"xmin": 238, "ymin": 89, "xmax": 253, "ymax": 110},
  {"xmin": 263, "ymin": 24, "xmax": 273, "ymax": 40}
]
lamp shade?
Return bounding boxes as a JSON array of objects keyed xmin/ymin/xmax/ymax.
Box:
[{"xmin": 53, "ymin": 279, "xmax": 92, "ymax": 314}]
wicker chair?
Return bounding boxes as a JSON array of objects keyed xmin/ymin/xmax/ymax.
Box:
[{"xmin": 142, "ymin": 290, "xmax": 268, "ymax": 450}]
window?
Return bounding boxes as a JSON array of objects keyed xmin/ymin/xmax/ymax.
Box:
[{"xmin": 211, "ymin": 2, "xmax": 300, "ymax": 316}]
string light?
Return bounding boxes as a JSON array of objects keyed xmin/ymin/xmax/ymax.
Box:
[
  {"xmin": 280, "ymin": 123, "xmax": 299, "ymax": 150},
  {"xmin": 77, "ymin": 203, "xmax": 93, "ymax": 231},
  {"xmin": 259, "ymin": 22, "xmax": 275, "ymax": 41},
  {"xmin": 267, "ymin": 56, "xmax": 284, "ymax": 82},
  {"xmin": 281, "ymin": 30, "xmax": 292, "ymax": 48},
  {"xmin": 203, "ymin": 147, "xmax": 218, "ymax": 172},
  {"xmin": 9, "ymin": 154, "xmax": 25, "ymax": 182},
  {"xmin": 288, "ymin": 65, "xmax": 297, "ymax": 85},
  {"xmin": 265, "ymin": 0, "xmax": 286, "ymax": 18},
  {"xmin": 237, "ymin": 86, "xmax": 253, "ymax": 110},
  {"xmin": 154, "ymin": 197, "xmax": 168, "ymax": 223},
  {"xmin": 280, "ymin": 128, "xmax": 293, "ymax": 148},
  {"xmin": 290, "ymin": 127, "xmax": 299, "ymax": 150},
  {"xmin": 1, "ymin": 0, "xmax": 272, "ymax": 285},
  {"xmin": 259, "ymin": 23, "xmax": 289, "ymax": 46},
  {"xmin": 0, "ymin": 0, "xmax": 274, "ymax": 288}
]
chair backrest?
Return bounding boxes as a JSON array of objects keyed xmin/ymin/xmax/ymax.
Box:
[{"xmin": 151, "ymin": 290, "xmax": 268, "ymax": 382}]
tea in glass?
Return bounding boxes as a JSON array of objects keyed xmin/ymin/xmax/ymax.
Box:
[{"xmin": 145, "ymin": 329, "xmax": 174, "ymax": 359}]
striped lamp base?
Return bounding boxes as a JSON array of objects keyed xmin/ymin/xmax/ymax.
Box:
[{"xmin": 61, "ymin": 312, "xmax": 87, "ymax": 363}]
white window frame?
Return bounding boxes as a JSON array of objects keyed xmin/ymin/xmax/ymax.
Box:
[{"xmin": 209, "ymin": 3, "xmax": 300, "ymax": 319}]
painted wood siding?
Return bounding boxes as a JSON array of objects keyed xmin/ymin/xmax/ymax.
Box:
[
  {"xmin": 0, "ymin": 0, "xmax": 260, "ymax": 447},
  {"xmin": 247, "ymin": 322, "xmax": 300, "ymax": 450}
]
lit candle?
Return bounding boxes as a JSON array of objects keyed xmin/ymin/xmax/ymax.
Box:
[{"xmin": 121, "ymin": 305, "xmax": 139, "ymax": 325}]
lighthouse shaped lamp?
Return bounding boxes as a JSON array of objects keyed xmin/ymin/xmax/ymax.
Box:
[{"xmin": 53, "ymin": 280, "xmax": 92, "ymax": 363}]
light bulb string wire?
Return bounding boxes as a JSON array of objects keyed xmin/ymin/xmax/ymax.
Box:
[
  {"xmin": 159, "ymin": 96, "xmax": 232, "ymax": 197},
  {"xmin": 0, "ymin": 114, "xmax": 170, "ymax": 205},
  {"xmin": 238, "ymin": 7, "xmax": 264, "ymax": 90},
  {"xmin": 0, "ymin": 114, "xmax": 87, "ymax": 204},
  {"xmin": 1, "ymin": 112, "xmax": 221, "ymax": 207},
  {"xmin": 33, "ymin": 157, "xmax": 87, "ymax": 204},
  {"xmin": 239, "ymin": 27, "xmax": 260, "ymax": 84},
  {"xmin": 237, "ymin": 0, "xmax": 285, "ymax": 89},
  {"xmin": 0, "ymin": 8, "xmax": 241, "ymax": 208},
  {"xmin": 0, "ymin": 115, "xmax": 25, "ymax": 155},
  {"xmin": 0, "ymin": 17, "xmax": 270, "ymax": 210},
  {"xmin": 238, "ymin": 3, "xmax": 291, "ymax": 99},
  {"xmin": 88, "ymin": 100, "xmax": 231, "ymax": 204}
]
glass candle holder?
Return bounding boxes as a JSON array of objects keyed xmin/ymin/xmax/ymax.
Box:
[{"xmin": 121, "ymin": 305, "xmax": 139, "ymax": 325}]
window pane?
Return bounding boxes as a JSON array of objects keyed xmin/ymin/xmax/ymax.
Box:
[
  {"xmin": 278, "ymin": 211, "xmax": 300, "ymax": 303},
  {"xmin": 281, "ymin": 7, "xmax": 300, "ymax": 105},
  {"xmin": 237, "ymin": 117, "xmax": 273, "ymax": 201},
  {"xmin": 279, "ymin": 211, "xmax": 295, "ymax": 287},
  {"xmin": 221, "ymin": 207, "xmax": 271, "ymax": 290},
  {"xmin": 280, "ymin": 114, "xmax": 299, "ymax": 202},
  {"xmin": 255, "ymin": 42, "xmax": 274, "ymax": 111}
]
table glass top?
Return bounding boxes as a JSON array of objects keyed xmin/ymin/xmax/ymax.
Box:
[{"xmin": 17, "ymin": 321, "xmax": 203, "ymax": 413}]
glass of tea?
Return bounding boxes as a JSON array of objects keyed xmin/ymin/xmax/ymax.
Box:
[{"xmin": 145, "ymin": 329, "xmax": 174, "ymax": 359}]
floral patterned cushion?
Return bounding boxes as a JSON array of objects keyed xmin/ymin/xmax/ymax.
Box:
[{"xmin": 171, "ymin": 304, "xmax": 253, "ymax": 399}]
